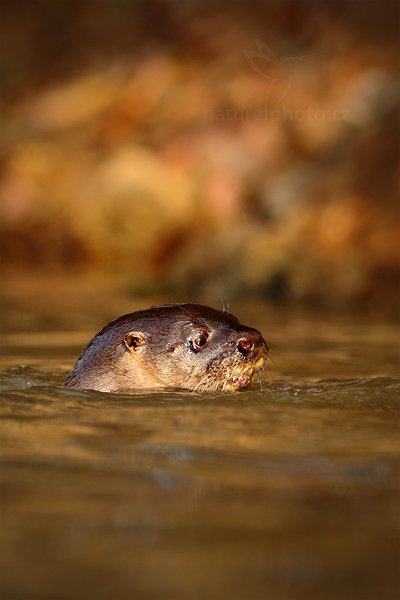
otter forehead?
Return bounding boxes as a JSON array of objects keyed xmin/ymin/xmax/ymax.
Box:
[{"xmin": 97, "ymin": 303, "xmax": 243, "ymax": 340}]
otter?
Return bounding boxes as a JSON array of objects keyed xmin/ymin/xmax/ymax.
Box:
[{"xmin": 64, "ymin": 304, "xmax": 269, "ymax": 393}]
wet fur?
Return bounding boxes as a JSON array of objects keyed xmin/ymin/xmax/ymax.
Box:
[{"xmin": 64, "ymin": 303, "xmax": 269, "ymax": 393}]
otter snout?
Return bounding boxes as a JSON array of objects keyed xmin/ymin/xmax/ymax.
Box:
[{"xmin": 236, "ymin": 329, "xmax": 268, "ymax": 359}]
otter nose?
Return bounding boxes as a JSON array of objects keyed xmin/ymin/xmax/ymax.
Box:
[
  {"xmin": 237, "ymin": 337, "xmax": 254, "ymax": 356},
  {"xmin": 237, "ymin": 329, "xmax": 264, "ymax": 357}
]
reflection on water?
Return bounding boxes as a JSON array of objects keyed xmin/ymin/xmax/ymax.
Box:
[{"xmin": 0, "ymin": 293, "xmax": 399, "ymax": 600}]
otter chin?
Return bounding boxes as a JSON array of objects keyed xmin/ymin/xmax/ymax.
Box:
[{"xmin": 63, "ymin": 304, "xmax": 269, "ymax": 393}]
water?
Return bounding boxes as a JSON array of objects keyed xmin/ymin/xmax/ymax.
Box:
[{"xmin": 0, "ymin": 283, "xmax": 399, "ymax": 600}]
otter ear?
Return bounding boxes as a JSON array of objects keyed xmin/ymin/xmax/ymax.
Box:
[{"xmin": 124, "ymin": 331, "xmax": 146, "ymax": 352}]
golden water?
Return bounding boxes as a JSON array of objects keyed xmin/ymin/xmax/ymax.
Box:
[{"xmin": 0, "ymin": 282, "xmax": 399, "ymax": 600}]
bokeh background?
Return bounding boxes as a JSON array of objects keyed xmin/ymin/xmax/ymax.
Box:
[{"xmin": 1, "ymin": 0, "xmax": 399, "ymax": 312}]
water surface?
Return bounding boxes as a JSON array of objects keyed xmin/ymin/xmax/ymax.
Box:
[{"xmin": 1, "ymin": 286, "xmax": 399, "ymax": 600}]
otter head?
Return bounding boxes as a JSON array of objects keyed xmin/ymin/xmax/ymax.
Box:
[{"xmin": 64, "ymin": 304, "xmax": 269, "ymax": 393}]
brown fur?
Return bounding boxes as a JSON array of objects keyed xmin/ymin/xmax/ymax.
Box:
[{"xmin": 64, "ymin": 304, "xmax": 269, "ymax": 392}]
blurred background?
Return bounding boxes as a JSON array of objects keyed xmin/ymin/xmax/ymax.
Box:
[{"xmin": 0, "ymin": 0, "xmax": 399, "ymax": 313}]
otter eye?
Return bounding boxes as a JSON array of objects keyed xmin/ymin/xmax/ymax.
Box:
[{"xmin": 190, "ymin": 331, "xmax": 209, "ymax": 352}]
